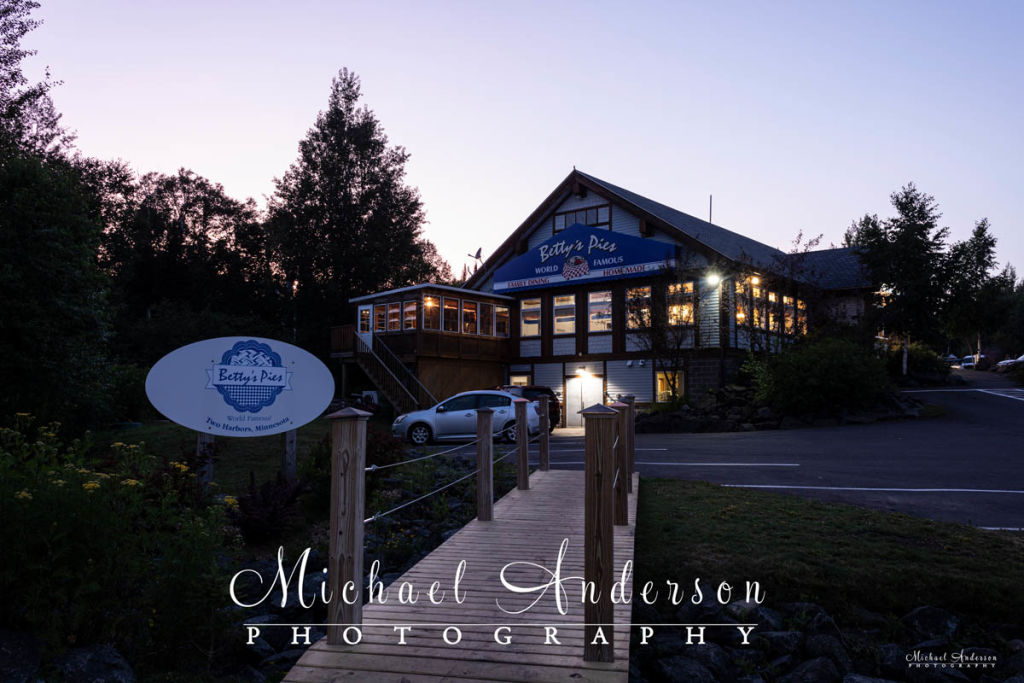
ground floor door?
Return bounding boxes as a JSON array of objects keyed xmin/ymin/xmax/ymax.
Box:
[{"xmin": 564, "ymin": 373, "xmax": 604, "ymax": 427}]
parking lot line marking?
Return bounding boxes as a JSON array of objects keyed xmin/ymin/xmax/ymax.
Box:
[
  {"xmin": 900, "ymin": 389, "xmax": 978, "ymax": 393},
  {"xmin": 541, "ymin": 461, "xmax": 799, "ymax": 467},
  {"xmin": 723, "ymin": 485, "xmax": 1024, "ymax": 494},
  {"xmin": 978, "ymin": 389, "xmax": 1024, "ymax": 403}
]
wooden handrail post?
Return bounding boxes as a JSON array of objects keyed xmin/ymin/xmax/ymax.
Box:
[
  {"xmin": 581, "ymin": 403, "xmax": 617, "ymax": 663},
  {"xmin": 514, "ymin": 398, "xmax": 529, "ymax": 490},
  {"xmin": 623, "ymin": 395, "xmax": 636, "ymax": 493},
  {"xmin": 476, "ymin": 407, "xmax": 494, "ymax": 521},
  {"xmin": 326, "ymin": 407, "xmax": 370, "ymax": 645},
  {"xmin": 538, "ymin": 395, "xmax": 550, "ymax": 471},
  {"xmin": 610, "ymin": 401, "xmax": 629, "ymax": 526}
]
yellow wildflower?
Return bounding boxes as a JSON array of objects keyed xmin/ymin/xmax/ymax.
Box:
[
  {"xmin": 170, "ymin": 461, "xmax": 189, "ymax": 473},
  {"xmin": 95, "ymin": 472, "xmax": 111, "ymax": 479},
  {"xmin": 15, "ymin": 412, "xmax": 30, "ymax": 417},
  {"xmin": 52, "ymin": 479, "xmax": 66, "ymax": 487},
  {"xmin": 77, "ymin": 467, "xmax": 90, "ymax": 475},
  {"xmin": 111, "ymin": 442, "xmax": 125, "ymax": 448},
  {"xmin": 121, "ymin": 479, "xmax": 141, "ymax": 487},
  {"xmin": 15, "ymin": 490, "xmax": 32, "ymax": 501},
  {"xmin": 222, "ymin": 496, "xmax": 239, "ymax": 509},
  {"xmin": 82, "ymin": 481, "xmax": 100, "ymax": 493}
]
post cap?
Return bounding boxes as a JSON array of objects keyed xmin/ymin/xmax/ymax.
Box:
[
  {"xmin": 579, "ymin": 403, "xmax": 618, "ymax": 417},
  {"xmin": 609, "ymin": 401, "xmax": 628, "ymax": 409},
  {"xmin": 513, "ymin": 397, "xmax": 529, "ymax": 403},
  {"xmin": 476, "ymin": 406, "xmax": 494, "ymax": 414},
  {"xmin": 325, "ymin": 407, "xmax": 373, "ymax": 420}
]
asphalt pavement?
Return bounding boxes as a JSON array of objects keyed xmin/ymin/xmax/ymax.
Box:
[{"xmin": 533, "ymin": 370, "xmax": 1024, "ymax": 529}]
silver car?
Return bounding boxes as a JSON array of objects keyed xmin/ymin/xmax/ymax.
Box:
[{"xmin": 392, "ymin": 390, "xmax": 540, "ymax": 445}]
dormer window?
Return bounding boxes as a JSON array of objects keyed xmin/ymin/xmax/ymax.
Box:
[{"xmin": 553, "ymin": 204, "xmax": 610, "ymax": 233}]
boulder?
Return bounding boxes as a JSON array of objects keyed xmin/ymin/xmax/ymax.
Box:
[
  {"xmin": 52, "ymin": 645, "xmax": 135, "ymax": 683},
  {"xmin": 806, "ymin": 611, "xmax": 845, "ymax": 642},
  {"xmin": 779, "ymin": 657, "xmax": 841, "ymax": 683},
  {"xmin": 843, "ymin": 675, "xmax": 899, "ymax": 683},
  {"xmin": 758, "ymin": 631, "xmax": 804, "ymax": 658},
  {"xmin": 901, "ymin": 606, "xmax": 959, "ymax": 643},
  {"xmin": 680, "ymin": 642, "xmax": 736, "ymax": 681},
  {"xmin": 877, "ymin": 643, "xmax": 906, "ymax": 679},
  {"xmin": 655, "ymin": 655, "xmax": 718, "ymax": 682},
  {"xmin": 805, "ymin": 634, "xmax": 853, "ymax": 674},
  {"xmin": 0, "ymin": 631, "xmax": 40, "ymax": 683}
]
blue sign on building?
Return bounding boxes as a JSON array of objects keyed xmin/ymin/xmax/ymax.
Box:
[{"xmin": 492, "ymin": 223, "xmax": 678, "ymax": 292}]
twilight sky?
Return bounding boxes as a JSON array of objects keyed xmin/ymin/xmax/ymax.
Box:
[{"xmin": 25, "ymin": 0, "xmax": 1024, "ymax": 276}]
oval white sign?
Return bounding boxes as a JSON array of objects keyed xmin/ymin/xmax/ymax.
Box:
[{"xmin": 145, "ymin": 337, "xmax": 335, "ymax": 437}]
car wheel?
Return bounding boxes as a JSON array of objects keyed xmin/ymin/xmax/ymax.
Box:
[
  {"xmin": 503, "ymin": 421, "xmax": 518, "ymax": 444},
  {"xmin": 408, "ymin": 423, "xmax": 432, "ymax": 445}
]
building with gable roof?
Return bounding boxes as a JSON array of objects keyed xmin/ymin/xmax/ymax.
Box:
[{"xmin": 331, "ymin": 170, "xmax": 869, "ymax": 425}]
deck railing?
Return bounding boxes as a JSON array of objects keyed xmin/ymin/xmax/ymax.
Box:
[{"xmin": 324, "ymin": 395, "xmax": 636, "ymax": 662}]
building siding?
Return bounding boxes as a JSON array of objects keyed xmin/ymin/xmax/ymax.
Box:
[
  {"xmin": 533, "ymin": 363, "xmax": 563, "ymax": 395},
  {"xmin": 607, "ymin": 360, "xmax": 652, "ymax": 402},
  {"xmin": 699, "ymin": 285, "xmax": 720, "ymax": 347}
]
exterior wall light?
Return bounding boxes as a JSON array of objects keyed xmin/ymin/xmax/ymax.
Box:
[{"xmin": 706, "ymin": 272, "xmax": 722, "ymax": 287}]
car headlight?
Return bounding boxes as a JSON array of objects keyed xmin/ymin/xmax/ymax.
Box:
[{"xmin": 393, "ymin": 414, "xmax": 407, "ymax": 425}]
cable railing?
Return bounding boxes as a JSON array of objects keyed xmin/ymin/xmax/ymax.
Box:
[
  {"xmin": 365, "ymin": 438, "xmax": 480, "ymax": 472},
  {"xmin": 321, "ymin": 394, "xmax": 638, "ymax": 663}
]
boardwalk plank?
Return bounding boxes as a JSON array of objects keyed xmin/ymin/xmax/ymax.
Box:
[{"xmin": 284, "ymin": 471, "xmax": 638, "ymax": 682}]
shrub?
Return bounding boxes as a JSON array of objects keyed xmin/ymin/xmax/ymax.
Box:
[
  {"xmin": 0, "ymin": 415, "xmax": 235, "ymax": 672},
  {"xmin": 885, "ymin": 342, "xmax": 950, "ymax": 380},
  {"xmin": 750, "ymin": 338, "xmax": 889, "ymax": 416},
  {"xmin": 300, "ymin": 424, "xmax": 407, "ymax": 514}
]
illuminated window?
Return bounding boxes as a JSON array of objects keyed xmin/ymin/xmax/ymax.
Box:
[
  {"xmin": 509, "ymin": 374, "xmax": 530, "ymax": 386},
  {"xmin": 783, "ymin": 296, "xmax": 795, "ymax": 335},
  {"xmin": 588, "ymin": 291, "xmax": 612, "ymax": 332},
  {"xmin": 387, "ymin": 303, "xmax": 401, "ymax": 331},
  {"xmin": 553, "ymin": 295, "xmax": 575, "ymax": 335},
  {"xmin": 735, "ymin": 299, "xmax": 748, "ymax": 325},
  {"xmin": 495, "ymin": 305, "xmax": 510, "ymax": 337},
  {"xmin": 553, "ymin": 204, "xmax": 611, "ymax": 233},
  {"xmin": 768, "ymin": 291, "xmax": 778, "ymax": 304},
  {"xmin": 462, "ymin": 301, "xmax": 478, "ymax": 334},
  {"xmin": 423, "ymin": 296, "xmax": 440, "ymax": 330},
  {"xmin": 521, "ymin": 298, "xmax": 541, "ymax": 337},
  {"xmin": 403, "ymin": 301, "xmax": 417, "ymax": 330},
  {"xmin": 797, "ymin": 299, "xmax": 807, "ymax": 334},
  {"xmin": 359, "ymin": 308, "xmax": 370, "ymax": 333},
  {"xmin": 374, "ymin": 304, "xmax": 386, "ymax": 332},
  {"xmin": 668, "ymin": 281, "xmax": 694, "ymax": 325},
  {"xmin": 442, "ymin": 297, "xmax": 459, "ymax": 332},
  {"xmin": 626, "ymin": 286, "xmax": 651, "ymax": 329},
  {"xmin": 480, "ymin": 302, "xmax": 493, "ymax": 336},
  {"xmin": 656, "ymin": 371, "xmax": 682, "ymax": 402}
]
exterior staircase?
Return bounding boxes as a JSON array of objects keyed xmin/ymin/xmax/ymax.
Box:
[{"xmin": 353, "ymin": 335, "xmax": 437, "ymax": 414}]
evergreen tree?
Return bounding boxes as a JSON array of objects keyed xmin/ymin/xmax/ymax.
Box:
[
  {"xmin": 267, "ymin": 68, "xmax": 448, "ymax": 354},
  {"xmin": 942, "ymin": 219, "xmax": 998, "ymax": 360},
  {"xmin": 847, "ymin": 184, "xmax": 948, "ymax": 374}
]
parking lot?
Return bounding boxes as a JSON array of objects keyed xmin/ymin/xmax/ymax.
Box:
[{"xmin": 524, "ymin": 373, "xmax": 1024, "ymax": 529}]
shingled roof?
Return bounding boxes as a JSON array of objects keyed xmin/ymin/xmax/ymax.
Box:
[
  {"xmin": 576, "ymin": 171, "xmax": 869, "ymax": 290},
  {"xmin": 467, "ymin": 169, "xmax": 870, "ymax": 292}
]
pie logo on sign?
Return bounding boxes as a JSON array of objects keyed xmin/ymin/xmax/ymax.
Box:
[
  {"xmin": 562, "ymin": 255, "xmax": 590, "ymax": 280},
  {"xmin": 206, "ymin": 340, "xmax": 292, "ymax": 413}
]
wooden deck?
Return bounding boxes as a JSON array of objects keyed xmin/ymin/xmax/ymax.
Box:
[{"xmin": 285, "ymin": 469, "xmax": 639, "ymax": 683}]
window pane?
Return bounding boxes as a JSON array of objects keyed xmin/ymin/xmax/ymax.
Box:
[
  {"xmin": 443, "ymin": 297, "xmax": 459, "ymax": 332},
  {"xmin": 374, "ymin": 305, "xmax": 386, "ymax": 332},
  {"xmin": 359, "ymin": 308, "xmax": 370, "ymax": 333},
  {"xmin": 626, "ymin": 287, "xmax": 651, "ymax": 328},
  {"xmin": 553, "ymin": 294, "xmax": 575, "ymax": 335},
  {"xmin": 423, "ymin": 296, "xmax": 440, "ymax": 330},
  {"xmin": 520, "ymin": 298, "xmax": 541, "ymax": 337},
  {"xmin": 588, "ymin": 291, "xmax": 612, "ymax": 332},
  {"xmin": 478, "ymin": 393, "xmax": 512, "ymax": 408},
  {"xmin": 387, "ymin": 303, "xmax": 401, "ymax": 331},
  {"xmin": 495, "ymin": 306, "xmax": 510, "ymax": 336},
  {"xmin": 554, "ymin": 214, "xmax": 565, "ymax": 232},
  {"xmin": 656, "ymin": 371, "xmax": 681, "ymax": 403},
  {"xmin": 462, "ymin": 301, "xmax": 478, "ymax": 334},
  {"xmin": 586, "ymin": 208, "xmax": 598, "ymax": 225},
  {"xmin": 442, "ymin": 395, "xmax": 476, "ymax": 411},
  {"xmin": 479, "ymin": 302, "xmax": 493, "ymax": 336},
  {"xmin": 597, "ymin": 206, "xmax": 609, "ymax": 223},
  {"xmin": 403, "ymin": 301, "xmax": 417, "ymax": 329},
  {"xmin": 668, "ymin": 281, "xmax": 695, "ymax": 325}
]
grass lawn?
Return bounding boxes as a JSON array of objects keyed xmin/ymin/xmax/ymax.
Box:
[{"xmin": 634, "ymin": 478, "xmax": 1024, "ymax": 625}]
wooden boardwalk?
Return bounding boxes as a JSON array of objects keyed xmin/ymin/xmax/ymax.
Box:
[{"xmin": 285, "ymin": 469, "xmax": 639, "ymax": 683}]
